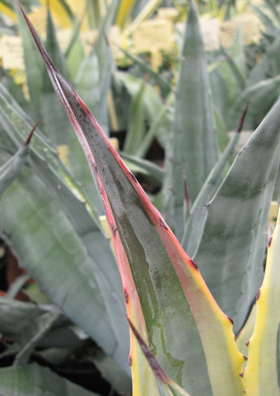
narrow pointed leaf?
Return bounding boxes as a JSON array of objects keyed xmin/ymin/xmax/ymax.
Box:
[
  {"xmin": 246, "ymin": 34, "xmax": 280, "ymax": 87},
  {"xmin": 182, "ymin": 103, "xmax": 248, "ymax": 257},
  {"xmin": 123, "ymin": 79, "xmax": 146, "ymax": 155},
  {"xmin": 220, "ymin": 44, "xmax": 246, "ymax": 91},
  {"xmin": 194, "ymin": 97, "xmax": 280, "ymax": 332},
  {"xmin": 0, "ymin": 296, "xmax": 53, "ymax": 340},
  {"xmin": 41, "ymin": 6, "xmax": 72, "ymax": 146},
  {"xmin": 250, "ymin": 3, "xmax": 278, "ymax": 37},
  {"xmin": 22, "ymin": 8, "xmax": 246, "ymax": 395},
  {"xmin": 244, "ymin": 208, "xmax": 280, "ymax": 395},
  {"xmin": 14, "ymin": 308, "xmax": 61, "ymax": 365},
  {"xmin": 162, "ymin": 0, "xmax": 218, "ymax": 240},
  {"xmin": 13, "ymin": 0, "xmax": 43, "ymax": 116},
  {"xmin": 0, "ymin": 162, "xmax": 128, "ymax": 371},
  {"xmin": 0, "ymin": 121, "xmax": 36, "ymax": 196},
  {"xmin": 136, "ymin": 105, "xmax": 169, "ymax": 159},
  {"xmin": 229, "ymin": 75, "xmax": 280, "ymax": 131},
  {"xmin": 115, "ymin": 72, "xmax": 171, "ymax": 150},
  {"xmin": 117, "ymin": 45, "xmax": 172, "ymax": 97},
  {"xmin": 0, "ymin": 87, "xmax": 129, "ymax": 373},
  {"xmin": 121, "ymin": 151, "xmax": 164, "ymax": 184},
  {"xmin": 75, "ymin": 52, "xmax": 100, "ymax": 117},
  {"xmin": 97, "ymin": 43, "xmax": 112, "ymax": 136}
]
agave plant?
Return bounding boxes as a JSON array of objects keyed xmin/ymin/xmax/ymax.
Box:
[{"xmin": 1, "ymin": 0, "xmax": 280, "ymax": 395}]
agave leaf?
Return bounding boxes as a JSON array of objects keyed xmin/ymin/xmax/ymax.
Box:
[
  {"xmin": 123, "ymin": 79, "xmax": 146, "ymax": 155},
  {"xmin": 162, "ymin": 0, "xmax": 218, "ymax": 240},
  {"xmin": 0, "ymin": 297, "xmax": 79, "ymax": 356},
  {"xmin": 273, "ymin": 165, "xmax": 280, "ymax": 201},
  {"xmin": 121, "ymin": 151, "xmax": 164, "ymax": 184},
  {"xmin": 97, "ymin": 43, "xmax": 113, "ymax": 137},
  {"xmin": 75, "ymin": 52, "xmax": 100, "ymax": 115},
  {"xmin": 182, "ymin": 103, "xmax": 248, "ymax": 257},
  {"xmin": 0, "ymin": 121, "xmax": 36, "ymax": 195},
  {"xmin": 14, "ymin": 308, "xmax": 62, "ymax": 365},
  {"xmin": 0, "ymin": 362, "xmax": 101, "ymax": 396},
  {"xmin": 1, "ymin": 70, "xmax": 30, "ymax": 116},
  {"xmin": 0, "ymin": 161, "xmax": 129, "ymax": 371},
  {"xmin": 64, "ymin": 13, "xmax": 84, "ymax": 57},
  {"xmin": 209, "ymin": 69, "xmax": 229, "ymax": 152},
  {"xmin": 41, "ymin": 11, "xmax": 100, "ymax": 209},
  {"xmin": 41, "ymin": 6, "xmax": 72, "ymax": 147},
  {"xmin": 94, "ymin": 0, "xmax": 119, "ymax": 74},
  {"xmin": 213, "ymin": 105, "xmax": 229, "ymax": 153},
  {"xmin": 136, "ymin": 105, "xmax": 169, "ymax": 158},
  {"xmin": 115, "ymin": 72, "xmax": 171, "ymax": 150},
  {"xmin": 115, "ymin": 0, "xmax": 137, "ymax": 28},
  {"xmin": 217, "ymin": 29, "xmax": 246, "ymax": 126},
  {"xmin": 246, "ymin": 34, "xmax": 280, "ymax": 87},
  {"xmin": 228, "ymin": 75, "xmax": 280, "ymax": 130},
  {"xmin": 22, "ymin": 8, "xmax": 246, "ymax": 395},
  {"xmin": 13, "ymin": 0, "xmax": 43, "ymax": 116},
  {"xmin": 66, "ymin": 34, "xmax": 85, "ymax": 80},
  {"xmin": 124, "ymin": 0, "xmax": 162, "ymax": 36},
  {"xmin": 250, "ymin": 2, "xmax": 278, "ymax": 37},
  {"xmin": 0, "ymin": 90, "xmax": 129, "ymax": 373},
  {"xmin": 220, "ymin": 44, "xmax": 246, "ymax": 91},
  {"xmin": 127, "ymin": 317, "xmax": 192, "ymax": 396},
  {"xmin": 117, "ymin": 46, "xmax": 172, "ymax": 97},
  {"xmin": 243, "ymin": 207, "xmax": 280, "ymax": 395},
  {"xmin": 263, "ymin": 0, "xmax": 280, "ymax": 25},
  {"xmin": 0, "ymin": 296, "xmax": 53, "ymax": 339},
  {"xmin": 194, "ymin": 97, "xmax": 280, "ymax": 333}
]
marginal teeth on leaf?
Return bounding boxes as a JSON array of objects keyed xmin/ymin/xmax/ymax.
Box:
[
  {"xmin": 190, "ymin": 259, "xmax": 199, "ymax": 270},
  {"xmin": 124, "ymin": 289, "xmax": 129, "ymax": 304}
]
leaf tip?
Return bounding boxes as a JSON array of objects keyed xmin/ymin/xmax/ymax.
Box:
[
  {"xmin": 236, "ymin": 100, "xmax": 250, "ymax": 134},
  {"xmin": 25, "ymin": 119, "xmax": 41, "ymax": 146}
]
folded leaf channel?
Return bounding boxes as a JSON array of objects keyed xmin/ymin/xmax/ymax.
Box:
[{"xmin": 19, "ymin": 4, "xmax": 246, "ymax": 395}]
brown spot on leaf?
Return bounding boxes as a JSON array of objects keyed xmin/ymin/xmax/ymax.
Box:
[
  {"xmin": 190, "ymin": 259, "xmax": 199, "ymax": 270},
  {"xmin": 124, "ymin": 289, "xmax": 129, "ymax": 304}
]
